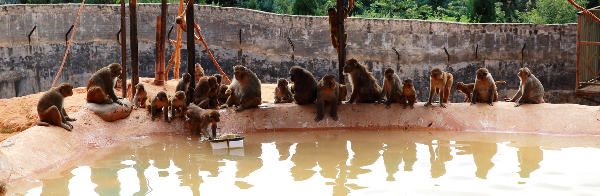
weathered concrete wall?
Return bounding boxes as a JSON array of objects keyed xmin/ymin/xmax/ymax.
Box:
[{"xmin": 0, "ymin": 4, "xmax": 592, "ymax": 104}]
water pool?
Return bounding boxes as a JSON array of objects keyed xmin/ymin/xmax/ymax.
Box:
[{"xmin": 10, "ymin": 130, "xmax": 600, "ymax": 195}]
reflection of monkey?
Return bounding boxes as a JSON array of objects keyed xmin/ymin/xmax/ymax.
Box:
[
  {"xmin": 344, "ymin": 58, "xmax": 382, "ymax": 103},
  {"xmin": 274, "ymin": 78, "xmax": 294, "ymax": 103},
  {"xmin": 0, "ymin": 181, "xmax": 6, "ymax": 196},
  {"xmin": 148, "ymin": 91, "xmax": 170, "ymax": 122},
  {"xmin": 225, "ymin": 65, "xmax": 262, "ymax": 111},
  {"xmin": 176, "ymin": 73, "xmax": 191, "ymax": 93},
  {"xmin": 289, "ymin": 66, "xmax": 318, "ymax": 105},
  {"xmin": 457, "ymin": 81, "xmax": 505, "ymax": 103},
  {"xmin": 37, "ymin": 83, "xmax": 76, "ymax": 131},
  {"xmin": 402, "ymin": 79, "xmax": 417, "ymax": 109},
  {"xmin": 338, "ymin": 84, "xmax": 348, "ymax": 103},
  {"xmin": 132, "ymin": 83, "xmax": 148, "ymax": 109},
  {"xmin": 425, "ymin": 68, "xmax": 453, "ymax": 108},
  {"xmin": 517, "ymin": 146, "xmax": 543, "ymax": 178},
  {"xmin": 195, "ymin": 63, "xmax": 205, "ymax": 82},
  {"xmin": 507, "ymin": 67, "xmax": 545, "ymax": 107},
  {"xmin": 315, "ymin": 74, "xmax": 339, "ymax": 122},
  {"xmin": 170, "ymin": 91, "xmax": 187, "ymax": 120},
  {"xmin": 194, "ymin": 76, "xmax": 218, "ymax": 108},
  {"xmin": 327, "ymin": 7, "xmax": 351, "ymax": 53},
  {"xmin": 471, "ymin": 68, "xmax": 498, "ymax": 106},
  {"xmin": 186, "ymin": 104, "xmax": 220, "ymax": 138},
  {"xmin": 379, "ymin": 68, "xmax": 403, "ymax": 108},
  {"xmin": 86, "ymin": 63, "xmax": 124, "ymax": 105}
]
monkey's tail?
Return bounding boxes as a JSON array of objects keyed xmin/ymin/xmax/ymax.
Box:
[
  {"xmin": 495, "ymin": 81, "xmax": 506, "ymax": 84},
  {"xmin": 37, "ymin": 121, "xmax": 50, "ymax": 127}
]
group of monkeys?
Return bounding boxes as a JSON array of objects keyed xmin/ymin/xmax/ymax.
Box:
[{"xmin": 34, "ymin": 57, "xmax": 545, "ymax": 137}]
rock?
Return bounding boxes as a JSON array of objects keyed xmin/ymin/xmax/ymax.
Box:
[
  {"xmin": 1, "ymin": 141, "xmax": 13, "ymax": 147},
  {"xmin": 83, "ymin": 99, "xmax": 133, "ymax": 122}
]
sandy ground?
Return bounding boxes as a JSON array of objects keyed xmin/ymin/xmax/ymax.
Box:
[{"xmin": 0, "ymin": 78, "xmax": 276, "ymax": 142}]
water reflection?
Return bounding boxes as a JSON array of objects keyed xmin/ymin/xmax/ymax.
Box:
[{"xmin": 16, "ymin": 131, "xmax": 600, "ymax": 195}]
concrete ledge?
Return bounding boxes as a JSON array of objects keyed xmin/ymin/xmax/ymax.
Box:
[{"xmin": 1, "ymin": 102, "xmax": 599, "ymax": 184}]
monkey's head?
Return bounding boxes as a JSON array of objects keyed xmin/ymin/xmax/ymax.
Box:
[
  {"xmin": 277, "ymin": 78, "xmax": 289, "ymax": 90},
  {"xmin": 175, "ymin": 16, "xmax": 184, "ymax": 24},
  {"xmin": 384, "ymin": 67, "xmax": 395, "ymax": 81},
  {"xmin": 518, "ymin": 67, "xmax": 531, "ymax": 80},
  {"xmin": 175, "ymin": 91, "xmax": 186, "ymax": 101},
  {"xmin": 431, "ymin": 68, "xmax": 444, "ymax": 80},
  {"xmin": 327, "ymin": 7, "xmax": 336, "ymax": 16},
  {"xmin": 220, "ymin": 85, "xmax": 229, "ymax": 94},
  {"xmin": 108, "ymin": 63, "xmax": 122, "ymax": 78},
  {"xmin": 208, "ymin": 76, "xmax": 219, "ymax": 89},
  {"xmin": 214, "ymin": 74, "xmax": 223, "ymax": 85},
  {"xmin": 403, "ymin": 79, "xmax": 413, "ymax": 88},
  {"xmin": 135, "ymin": 83, "xmax": 145, "ymax": 92},
  {"xmin": 157, "ymin": 91, "xmax": 168, "ymax": 102},
  {"xmin": 344, "ymin": 58, "xmax": 360, "ymax": 74},
  {"xmin": 59, "ymin": 83, "xmax": 74, "ymax": 97},
  {"xmin": 455, "ymin": 82, "xmax": 464, "ymax": 91},
  {"xmin": 0, "ymin": 181, "xmax": 6, "ymax": 196},
  {"xmin": 476, "ymin": 68, "xmax": 489, "ymax": 81},
  {"xmin": 182, "ymin": 73, "xmax": 191, "ymax": 83},
  {"xmin": 289, "ymin": 66, "xmax": 302, "ymax": 83},
  {"xmin": 233, "ymin": 65, "xmax": 247, "ymax": 81},
  {"xmin": 323, "ymin": 74, "xmax": 336, "ymax": 87},
  {"xmin": 195, "ymin": 63, "xmax": 205, "ymax": 77},
  {"xmin": 207, "ymin": 110, "xmax": 221, "ymax": 123}
]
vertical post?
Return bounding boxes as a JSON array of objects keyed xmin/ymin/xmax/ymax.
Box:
[
  {"xmin": 337, "ymin": 0, "xmax": 346, "ymax": 85},
  {"xmin": 120, "ymin": 0, "xmax": 127, "ymax": 98},
  {"xmin": 186, "ymin": 0, "xmax": 196, "ymax": 105},
  {"xmin": 154, "ymin": 17, "xmax": 165, "ymax": 85},
  {"xmin": 576, "ymin": 14, "xmax": 581, "ymax": 89},
  {"xmin": 130, "ymin": 0, "xmax": 139, "ymax": 97}
]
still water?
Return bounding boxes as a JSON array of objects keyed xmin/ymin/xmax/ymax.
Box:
[{"xmin": 10, "ymin": 130, "xmax": 600, "ymax": 195}]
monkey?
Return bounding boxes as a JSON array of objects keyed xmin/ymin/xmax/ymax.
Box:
[
  {"xmin": 0, "ymin": 181, "xmax": 5, "ymax": 196},
  {"xmin": 175, "ymin": 0, "xmax": 204, "ymax": 42},
  {"xmin": 148, "ymin": 91, "xmax": 170, "ymax": 122},
  {"xmin": 86, "ymin": 63, "xmax": 124, "ymax": 105},
  {"xmin": 344, "ymin": 58, "xmax": 383, "ymax": 103},
  {"xmin": 224, "ymin": 65, "xmax": 262, "ymax": 111},
  {"xmin": 338, "ymin": 84, "xmax": 348, "ymax": 103},
  {"xmin": 378, "ymin": 67, "xmax": 403, "ymax": 109},
  {"xmin": 289, "ymin": 66, "xmax": 318, "ymax": 105},
  {"xmin": 132, "ymin": 83, "xmax": 148, "ymax": 109},
  {"xmin": 424, "ymin": 68, "xmax": 453, "ymax": 108},
  {"xmin": 471, "ymin": 68, "xmax": 498, "ymax": 106},
  {"xmin": 193, "ymin": 76, "xmax": 218, "ymax": 109},
  {"xmin": 195, "ymin": 63, "xmax": 205, "ymax": 82},
  {"xmin": 506, "ymin": 67, "xmax": 545, "ymax": 107},
  {"xmin": 315, "ymin": 74, "xmax": 340, "ymax": 122},
  {"xmin": 274, "ymin": 78, "xmax": 294, "ymax": 103},
  {"xmin": 207, "ymin": 74, "xmax": 223, "ymax": 109},
  {"xmin": 114, "ymin": 77, "xmax": 122, "ymax": 90},
  {"xmin": 218, "ymin": 85, "xmax": 229, "ymax": 104},
  {"xmin": 401, "ymin": 79, "xmax": 417, "ymax": 109},
  {"xmin": 36, "ymin": 83, "xmax": 76, "ymax": 131},
  {"xmin": 170, "ymin": 91, "xmax": 187, "ymax": 120},
  {"xmin": 456, "ymin": 81, "xmax": 506, "ymax": 103},
  {"xmin": 176, "ymin": 73, "xmax": 191, "ymax": 93},
  {"xmin": 328, "ymin": 7, "xmax": 351, "ymax": 53},
  {"xmin": 186, "ymin": 103, "xmax": 220, "ymax": 138}
]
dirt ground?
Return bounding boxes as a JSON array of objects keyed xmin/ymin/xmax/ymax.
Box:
[{"xmin": 0, "ymin": 78, "xmax": 276, "ymax": 142}]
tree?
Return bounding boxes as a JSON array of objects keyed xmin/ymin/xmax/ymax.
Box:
[
  {"xmin": 518, "ymin": 0, "xmax": 588, "ymax": 24},
  {"xmin": 470, "ymin": 0, "xmax": 496, "ymax": 22},
  {"xmin": 293, "ymin": 0, "xmax": 317, "ymax": 15}
]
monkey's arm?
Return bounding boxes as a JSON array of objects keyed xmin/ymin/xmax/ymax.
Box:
[
  {"xmin": 314, "ymin": 87, "xmax": 325, "ymax": 121},
  {"xmin": 487, "ymin": 87, "xmax": 494, "ymax": 106},
  {"xmin": 106, "ymin": 84, "xmax": 123, "ymax": 105},
  {"xmin": 348, "ymin": 86, "xmax": 360, "ymax": 104},
  {"xmin": 439, "ymin": 82, "xmax": 447, "ymax": 108},
  {"xmin": 425, "ymin": 85, "xmax": 435, "ymax": 106},
  {"xmin": 151, "ymin": 101, "xmax": 157, "ymax": 121},
  {"xmin": 470, "ymin": 84, "xmax": 478, "ymax": 105},
  {"xmin": 274, "ymin": 90, "xmax": 281, "ymax": 103},
  {"xmin": 133, "ymin": 93, "xmax": 140, "ymax": 109},
  {"xmin": 514, "ymin": 85, "xmax": 530, "ymax": 107},
  {"xmin": 164, "ymin": 104, "xmax": 171, "ymax": 122},
  {"xmin": 330, "ymin": 87, "xmax": 339, "ymax": 120},
  {"xmin": 509, "ymin": 85, "xmax": 523, "ymax": 102},
  {"xmin": 285, "ymin": 90, "xmax": 295, "ymax": 103}
]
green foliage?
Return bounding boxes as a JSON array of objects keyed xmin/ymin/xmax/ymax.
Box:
[
  {"xmin": 354, "ymin": 0, "xmax": 432, "ymax": 19},
  {"xmin": 518, "ymin": 0, "xmax": 588, "ymax": 24},
  {"xmin": 469, "ymin": 0, "xmax": 495, "ymax": 22},
  {"xmin": 245, "ymin": 0, "xmax": 259, "ymax": 9},
  {"xmin": 273, "ymin": 0, "xmax": 293, "ymax": 14},
  {"xmin": 292, "ymin": 0, "xmax": 317, "ymax": 15}
]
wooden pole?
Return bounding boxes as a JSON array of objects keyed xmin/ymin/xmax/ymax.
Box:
[
  {"xmin": 130, "ymin": 0, "xmax": 139, "ymax": 97},
  {"xmin": 154, "ymin": 17, "xmax": 165, "ymax": 85},
  {"xmin": 337, "ymin": 0, "xmax": 346, "ymax": 85},
  {"xmin": 186, "ymin": 0, "xmax": 196, "ymax": 105},
  {"xmin": 120, "ymin": 0, "xmax": 127, "ymax": 98}
]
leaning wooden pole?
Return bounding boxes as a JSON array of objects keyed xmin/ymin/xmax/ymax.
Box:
[
  {"xmin": 130, "ymin": 0, "xmax": 139, "ymax": 97},
  {"xmin": 336, "ymin": 0, "xmax": 346, "ymax": 85},
  {"xmin": 186, "ymin": 0, "xmax": 196, "ymax": 105},
  {"xmin": 194, "ymin": 24, "xmax": 231, "ymax": 85},
  {"xmin": 120, "ymin": 0, "xmax": 127, "ymax": 98}
]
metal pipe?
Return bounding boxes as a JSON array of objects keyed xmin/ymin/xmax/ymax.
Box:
[
  {"xmin": 186, "ymin": 0, "xmax": 196, "ymax": 105},
  {"xmin": 130, "ymin": 0, "xmax": 139, "ymax": 97},
  {"xmin": 28, "ymin": 26, "xmax": 36, "ymax": 46},
  {"xmin": 65, "ymin": 25, "xmax": 74, "ymax": 46},
  {"xmin": 336, "ymin": 0, "xmax": 346, "ymax": 85},
  {"xmin": 120, "ymin": 0, "xmax": 127, "ymax": 98}
]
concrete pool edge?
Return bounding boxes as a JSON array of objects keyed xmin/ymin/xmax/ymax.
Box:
[{"xmin": 1, "ymin": 102, "xmax": 600, "ymax": 183}]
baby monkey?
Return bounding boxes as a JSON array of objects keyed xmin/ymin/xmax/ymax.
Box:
[
  {"xmin": 148, "ymin": 91, "xmax": 170, "ymax": 122},
  {"xmin": 274, "ymin": 78, "xmax": 294, "ymax": 103},
  {"xmin": 378, "ymin": 67, "xmax": 403, "ymax": 109},
  {"xmin": 456, "ymin": 81, "xmax": 505, "ymax": 103},
  {"xmin": 170, "ymin": 91, "xmax": 187, "ymax": 120},
  {"xmin": 132, "ymin": 83, "xmax": 148, "ymax": 109},
  {"xmin": 315, "ymin": 74, "xmax": 339, "ymax": 122},
  {"xmin": 402, "ymin": 79, "xmax": 417, "ymax": 109}
]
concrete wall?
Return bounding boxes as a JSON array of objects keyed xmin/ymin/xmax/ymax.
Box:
[{"xmin": 0, "ymin": 4, "xmax": 592, "ymax": 104}]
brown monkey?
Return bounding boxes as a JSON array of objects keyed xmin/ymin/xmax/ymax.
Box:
[
  {"xmin": 457, "ymin": 81, "xmax": 505, "ymax": 103},
  {"xmin": 37, "ymin": 83, "xmax": 76, "ymax": 131},
  {"xmin": 378, "ymin": 67, "xmax": 403, "ymax": 108},
  {"xmin": 0, "ymin": 181, "xmax": 5, "ymax": 196},
  {"xmin": 471, "ymin": 68, "xmax": 498, "ymax": 106},
  {"xmin": 274, "ymin": 78, "xmax": 294, "ymax": 103},
  {"xmin": 218, "ymin": 85, "xmax": 229, "ymax": 104},
  {"xmin": 176, "ymin": 73, "xmax": 191, "ymax": 93},
  {"xmin": 328, "ymin": 6, "xmax": 351, "ymax": 53},
  {"xmin": 186, "ymin": 104, "xmax": 220, "ymax": 138},
  {"xmin": 425, "ymin": 68, "xmax": 453, "ymax": 108},
  {"xmin": 86, "ymin": 63, "xmax": 124, "ymax": 105},
  {"xmin": 289, "ymin": 66, "xmax": 318, "ymax": 105},
  {"xmin": 114, "ymin": 77, "xmax": 122, "ymax": 90},
  {"xmin": 132, "ymin": 83, "xmax": 148, "ymax": 109},
  {"xmin": 344, "ymin": 58, "xmax": 382, "ymax": 103},
  {"xmin": 338, "ymin": 84, "xmax": 348, "ymax": 103},
  {"xmin": 170, "ymin": 91, "xmax": 187, "ymax": 120},
  {"xmin": 224, "ymin": 65, "xmax": 262, "ymax": 111},
  {"xmin": 193, "ymin": 76, "xmax": 218, "ymax": 108},
  {"xmin": 402, "ymin": 79, "xmax": 417, "ymax": 109},
  {"xmin": 207, "ymin": 74, "xmax": 223, "ymax": 109},
  {"xmin": 506, "ymin": 67, "xmax": 545, "ymax": 107},
  {"xmin": 148, "ymin": 91, "xmax": 170, "ymax": 122},
  {"xmin": 315, "ymin": 74, "xmax": 340, "ymax": 122},
  {"xmin": 195, "ymin": 63, "xmax": 205, "ymax": 82}
]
